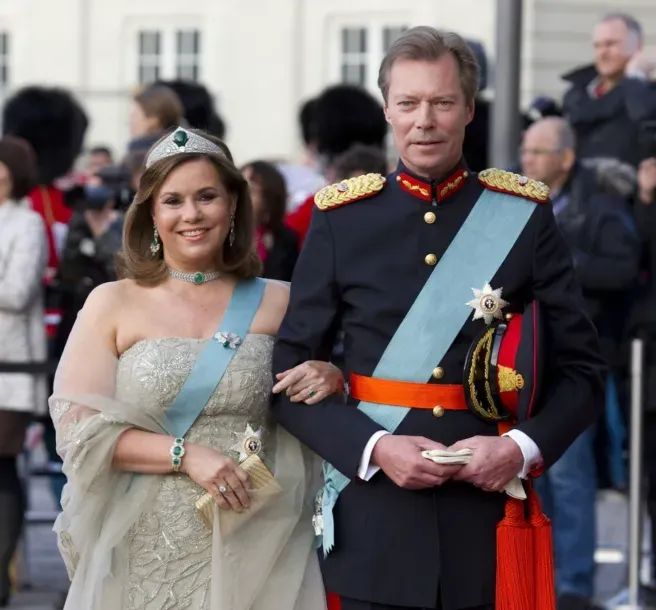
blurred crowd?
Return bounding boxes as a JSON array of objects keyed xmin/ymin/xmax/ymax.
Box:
[{"xmin": 0, "ymin": 10, "xmax": 655, "ymax": 610}]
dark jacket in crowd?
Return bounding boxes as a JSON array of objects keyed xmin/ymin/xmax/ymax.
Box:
[
  {"xmin": 640, "ymin": 200, "xmax": 656, "ymax": 419},
  {"xmin": 562, "ymin": 64, "xmax": 656, "ymax": 167},
  {"xmin": 629, "ymin": 199, "xmax": 656, "ymax": 411},
  {"xmin": 261, "ymin": 226, "xmax": 299, "ymax": 282},
  {"xmin": 53, "ymin": 211, "xmax": 123, "ymax": 355},
  {"xmin": 634, "ymin": 200, "xmax": 656, "ymax": 317},
  {"xmin": 554, "ymin": 162, "xmax": 640, "ymax": 364},
  {"xmin": 463, "ymin": 97, "xmax": 491, "ymax": 172}
]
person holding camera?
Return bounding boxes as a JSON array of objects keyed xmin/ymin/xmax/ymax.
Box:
[{"xmin": 53, "ymin": 168, "xmax": 128, "ymax": 356}]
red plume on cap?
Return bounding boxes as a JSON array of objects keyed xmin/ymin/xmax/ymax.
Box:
[{"xmin": 463, "ymin": 300, "xmax": 542, "ymax": 423}]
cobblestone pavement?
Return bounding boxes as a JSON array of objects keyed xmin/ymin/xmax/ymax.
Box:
[
  {"xmin": 3, "ymin": 473, "xmax": 648, "ymax": 609},
  {"xmin": 8, "ymin": 474, "xmax": 67, "ymax": 610}
]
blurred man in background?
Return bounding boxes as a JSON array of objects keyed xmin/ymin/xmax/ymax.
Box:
[
  {"xmin": 562, "ymin": 13, "xmax": 656, "ymax": 167},
  {"xmin": 522, "ymin": 116, "xmax": 640, "ymax": 610},
  {"xmin": 84, "ymin": 146, "xmax": 113, "ymax": 181}
]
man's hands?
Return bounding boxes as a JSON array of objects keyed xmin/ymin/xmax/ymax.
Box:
[
  {"xmin": 371, "ymin": 435, "xmax": 463, "ymax": 489},
  {"xmin": 371, "ymin": 434, "xmax": 523, "ymax": 491},
  {"xmin": 625, "ymin": 50, "xmax": 656, "ymax": 80},
  {"xmin": 449, "ymin": 436, "xmax": 524, "ymax": 492}
]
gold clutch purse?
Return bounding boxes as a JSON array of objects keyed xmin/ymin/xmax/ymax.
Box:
[{"xmin": 195, "ymin": 454, "xmax": 282, "ymax": 534}]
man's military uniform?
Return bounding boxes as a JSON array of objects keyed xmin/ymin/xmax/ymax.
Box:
[{"xmin": 271, "ymin": 161, "xmax": 605, "ymax": 610}]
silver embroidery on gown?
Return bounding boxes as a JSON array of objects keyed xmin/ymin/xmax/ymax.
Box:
[{"xmin": 116, "ymin": 335, "xmax": 275, "ymax": 610}]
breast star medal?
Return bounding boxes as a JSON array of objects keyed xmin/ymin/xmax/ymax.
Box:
[
  {"xmin": 230, "ymin": 424, "xmax": 264, "ymax": 462},
  {"xmin": 466, "ymin": 283, "xmax": 509, "ymax": 325}
]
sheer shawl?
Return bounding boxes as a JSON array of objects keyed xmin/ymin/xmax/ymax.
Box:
[{"xmin": 50, "ymin": 301, "xmax": 325, "ymax": 610}]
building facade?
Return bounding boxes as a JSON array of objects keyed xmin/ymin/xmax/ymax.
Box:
[{"xmin": 0, "ymin": 0, "xmax": 653, "ymax": 165}]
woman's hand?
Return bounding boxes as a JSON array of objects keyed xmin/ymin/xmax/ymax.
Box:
[
  {"xmin": 272, "ymin": 360, "xmax": 344, "ymax": 405},
  {"xmin": 182, "ymin": 444, "xmax": 250, "ymax": 512}
]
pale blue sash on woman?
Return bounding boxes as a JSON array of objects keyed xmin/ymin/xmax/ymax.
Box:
[{"xmin": 164, "ymin": 278, "xmax": 266, "ymax": 438}]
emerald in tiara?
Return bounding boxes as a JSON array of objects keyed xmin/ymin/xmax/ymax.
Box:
[
  {"xmin": 172, "ymin": 130, "xmax": 189, "ymax": 148},
  {"xmin": 145, "ymin": 127, "xmax": 225, "ymax": 168}
]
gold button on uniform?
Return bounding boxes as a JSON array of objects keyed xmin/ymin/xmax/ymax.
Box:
[
  {"xmin": 432, "ymin": 405, "xmax": 445, "ymax": 418},
  {"xmin": 432, "ymin": 366, "xmax": 444, "ymax": 380},
  {"xmin": 424, "ymin": 211, "xmax": 436, "ymax": 224},
  {"xmin": 424, "ymin": 253, "xmax": 437, "ymax": 266}
]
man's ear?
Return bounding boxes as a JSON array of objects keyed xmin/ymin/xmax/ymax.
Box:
[
  {"xmin": 465, "ymin": 100, "xmax": 475, "ymax": 126},
  {"xmin": 562, "ymin": 148, "xmax": 576, "ymax": 174}
]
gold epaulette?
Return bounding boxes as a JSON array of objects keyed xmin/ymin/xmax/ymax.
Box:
[
  {"xmin": 478, "ymin": 168, "xmax": 550, "ymax": 204},
  {"xmin": 314, "ymin": 173, "xmax": 386, "ymax": 211}
]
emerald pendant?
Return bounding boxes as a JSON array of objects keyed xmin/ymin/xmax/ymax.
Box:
[{"xmin": 167, "ymin": 268, "xmax": 221, "ymax": 285}]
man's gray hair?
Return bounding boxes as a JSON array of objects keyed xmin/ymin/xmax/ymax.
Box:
[
  {"xmin": 377, "ymin": 26, "xmax": 480, "ymax": 104},
  {"xmin": 533, "ymin": 116, "xmax": 577, "ymax": 151},
  {"xmin": 554, "ymin": 118, "xmax": 576, "ymax": 152},
  {"xmin": 600, "ymin": 13, "xmax": 643, "ymax": 45}
]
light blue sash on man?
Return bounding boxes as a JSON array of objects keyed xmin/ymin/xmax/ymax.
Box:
[
  {"xmin": 164, "ymin": 278, "xmax": 265, "ymax": 438},
  {"xmin": 319, "ymin": 189, "xmax": 538, "ymax": 554}
]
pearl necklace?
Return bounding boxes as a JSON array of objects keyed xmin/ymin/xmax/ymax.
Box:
[{"xmin": 167, "ymin": 268, "xmax": 222, "ymax": 285}]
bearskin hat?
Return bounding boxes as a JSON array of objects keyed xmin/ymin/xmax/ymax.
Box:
[
  {"xmin": 155, "ymin": 79, "xmax": 226, "ymax": 140},
  {"xmin": 313, "ymin": 85, "xmax": 387, "ymax": 160},
  {"xmin": 3, "ymin": 86, "xmax": 88, "ymax": 185}
]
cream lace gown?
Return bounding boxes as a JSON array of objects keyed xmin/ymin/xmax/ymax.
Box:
[{"xmin": 51, "ymin": 329, "xmax": 325, "ymax": 610}]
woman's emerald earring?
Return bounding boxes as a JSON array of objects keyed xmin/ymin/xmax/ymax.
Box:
[{"xmin": 150, "ymin": 225, "xmax": 161, "ymax": 255}]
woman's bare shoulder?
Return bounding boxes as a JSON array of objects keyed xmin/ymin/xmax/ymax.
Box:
[
  {"xmin": 82, "ymin": 279, "xmax": 144, "ymax": 321},
  {"xmin": 250, "ymin": 279, "xmax": 290, "ymax": 336}
]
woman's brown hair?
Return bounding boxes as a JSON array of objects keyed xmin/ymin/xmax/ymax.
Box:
[
  {"xmin": 118, "ymin": 130, "xmax": 261, "ymax": 285},
  {"xmin": 0, "ymin": 136, "xmax": 37, "ymax": 200},
  {"xmin": 241, "ymin": 160, "xmax": 287, "ymax": 233},
  {"xmin": 133, "ymin": 84, "xmax": 183, "ymax": 131}
]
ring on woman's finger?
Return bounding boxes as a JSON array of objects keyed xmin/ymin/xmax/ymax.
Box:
[
  {"xmin": 217, "ymin": 484, "xmax": 229, "ymax": 494},
  {"xmin": 306, "ymin": 387, "xmax": 317, "ymax": 398}
]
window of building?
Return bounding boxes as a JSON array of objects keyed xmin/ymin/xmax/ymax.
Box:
[
  {"xmin": 0, "ymin": 31, "xmax": 9, "ymax": 89},
  {"xmin": 176, "ymin": 29, "xmax": 201, "ymax": 81},
  {"xmin": 138, "ymin": 30, "xmax": 161, "ymax": 84},
  {"xmin": 0, "ymin": 32, "xmax": 9, "ymax": 88},
  {"xmin": 136, "ymin": 29, "xmax": 202, "ymax": 84},
  {"xmin": 337, "ymin": 24, "xmax": 408, "ymax": 91},
  {"xmin": 383, "ymin": 26, "xmax": 407, "ymax": 53},
  {"xmin": 340, "ymin": 27, "xmax": 368, "ymax": 87}
]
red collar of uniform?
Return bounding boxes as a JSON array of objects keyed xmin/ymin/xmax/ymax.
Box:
[{"xmin": 395, "ymin": 166, "xmax": 469, "ymax": 203}]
